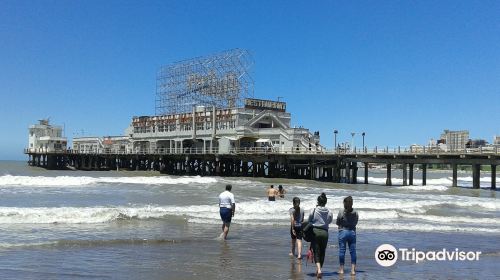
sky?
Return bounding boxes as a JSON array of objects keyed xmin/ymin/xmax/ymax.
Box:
[{"xmin": 0, "ymin": 0, "xmax": 499, "ymax": 160}]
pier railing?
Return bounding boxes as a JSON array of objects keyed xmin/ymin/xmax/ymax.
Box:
[
  {"xmin": 25, "ymin": 145, "xmax": 500, "ymax": 156},
  {"xmin": 335, "ymin": 145, "xmax": 499, "ymax": 155}
]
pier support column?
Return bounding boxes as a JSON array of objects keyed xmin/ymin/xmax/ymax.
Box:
[
  {"xmin": 491, "ymin": 165, "xmax": 497, "ymax": 190},
  {"xmin": 345, "ymin": 162, "xmax": 350, "ymax": 183},
  {"xmin": 332, "ymin": 165, "xmax": 338, "ymax": 182},
  {"xmin": 409, "ymin": 163, "xmax": 414, "ymax": 185},
  {"xmin": 259, "ymin": 163, "xmax": 266, "ymax": 177},
  {"xmin": 386, "ymin": 164, "xmax": 392, "ymax": 186},
  {"xmin": 364, "ymin": 162, "xmax": 369, "ymax": 184},
  {"xmin": 268, "ymin": 162, "xmax": 276, "ymax": 178},
  {"xmin": 472, "ymin": 164, "xmax": 481, "ymax": 189},
  {"xmin": 286, "ymin": 162, "xmax": 292, "ymax": 179},
  {"xmin": 352, "ymin": 162, "xmax": 358, "ymax": 184},
  {"xmin": 422, "ymin": 164, "xmax": 427, "ymax": 186},
  {"xmin": 215, "ymin": 159, "xmax": 221, "ymax": 176},
  {"xmin": 402, "ymin": 163, "xmax": 408, "ymax": 186},
  {"xmin": 452, "ymin": 163, "xmax": 458, "ymax": 187},
  {"xmin": 242, "ymin": 162, "xmax": 249, "ymax": 176}
]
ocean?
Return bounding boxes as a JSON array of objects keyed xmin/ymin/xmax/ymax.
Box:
[{"xmin": 0, "ymin": 160, "xmax": 498, "ymax": 279}]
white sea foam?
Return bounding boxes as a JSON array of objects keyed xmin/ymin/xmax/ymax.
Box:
[
  {"xmin": 397, "ymin": 185, "xmax": 449, "ymax": 191},
  {"xmin": 359, "ymin": 176, "xmax": 494, "ymax": 189},
  {"xmin": 0, "ymin": 175, "xmax": 217, "ymax": 187},
  {"xmin": 399, "ymin": 213, "xmax": 500, "ymax": 225},
  {"xmin": 359, "ymin": 222, "xmax": 500, "ymax": 233}
]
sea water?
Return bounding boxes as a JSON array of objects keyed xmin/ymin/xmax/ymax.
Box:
[{"xmin": 0, "ymin": 161, "xmax": 498, "ymax": 279}]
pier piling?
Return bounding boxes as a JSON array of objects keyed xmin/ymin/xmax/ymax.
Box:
[{"xmin": 492, "ymin": 165, "xmax": 497, "ymax": 190}]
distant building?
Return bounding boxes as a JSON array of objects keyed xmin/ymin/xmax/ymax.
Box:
[
  {"xmin": 440, "ymin": 130, "xmax": 469, "ymax": 151},
  {"xmin": 466, "ymin": 139, "xmax": 488, "ymax": 149},
  {"xmin": 410, "ymin": 144, "xmax": 424, "ymax": 152},
  {"xmin": 494, "ymin": 135, "xmax": 500, "ymax": 146},
  {"xmin": 28, "ymin": 119, "xmax": 67, "ymax": 152}
]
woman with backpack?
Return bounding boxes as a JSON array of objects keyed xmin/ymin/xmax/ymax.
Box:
[{"xmin": 307, "ymin": 192, "xmax": 333, "ymax": 278}]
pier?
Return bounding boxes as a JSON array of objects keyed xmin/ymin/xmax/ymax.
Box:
[{"xmin": 25, "ymin": 147, "xmax": 499, "ymax": 190}]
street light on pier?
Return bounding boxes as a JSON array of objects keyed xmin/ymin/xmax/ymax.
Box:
[
  {"xmin": 351, "ymin": 132, "xmax": 355, "ymax": 152},
  {"xmin": 362, "ymin": 132, "xmax": 366, "ymax": 152},
  {"xmin": 334, "ymin": 130, "xmax": 338, "ymax": 153}
]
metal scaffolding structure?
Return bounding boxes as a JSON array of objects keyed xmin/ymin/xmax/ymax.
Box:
[{"xmin": 155, "ymin": 49, "xmax": 254, "ymax": 115}]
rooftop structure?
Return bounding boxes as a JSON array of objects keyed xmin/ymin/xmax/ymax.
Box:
[{"xmin": 155, "ymin": 48, "xmax": 254, "ymax": 115}]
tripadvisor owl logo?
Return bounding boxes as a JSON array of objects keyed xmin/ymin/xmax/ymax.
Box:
[
  {"xmin": 375, "ymin": 244, "xmax": 398, "ymax": 267},
  {"xmin": 375, "ymin": 244, "xmax": 482, "ymax": 267}
]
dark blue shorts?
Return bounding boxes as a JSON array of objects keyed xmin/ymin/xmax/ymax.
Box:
[
  {"xmin": 290, "ymin": 226, "xmax": 303, "ymax": 239},
  {"xmin": 220, "ymin": 207, "xmax": 232, "ymax": 224}
]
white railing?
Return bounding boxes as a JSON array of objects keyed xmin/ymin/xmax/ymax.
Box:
[
  {"xmin": 25, "ymin": 145, "xmax": 500, "ymax": 156},
  {"xmin": 328, "ymin": 145, "xmax": 500, "ymax": 155}
]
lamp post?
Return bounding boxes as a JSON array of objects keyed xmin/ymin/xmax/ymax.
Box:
[
  {"xmin": 362, "ymin": 132, "xmax": 366, "ymax": 152},
  {"xmin": 351, "ymin": 132, "xmax": 355, "ymax": 152},
  {"xmin": 334, "ymin": 130, "xmax": 338, "ymax": 153}
]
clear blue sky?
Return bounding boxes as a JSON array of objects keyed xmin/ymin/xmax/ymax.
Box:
[{"xmin": 1, "ymin": 0, "xmax": 499, "ymax": 160}]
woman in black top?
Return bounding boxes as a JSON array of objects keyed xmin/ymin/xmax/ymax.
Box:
[{"xmin": 336, "ymin": 196, "xmax": 358, "ymax": 275}]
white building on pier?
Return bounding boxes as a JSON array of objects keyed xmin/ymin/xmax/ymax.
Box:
[
  {"xmin": 72, "ymin": 98, "xmax": 323, "ymax": 154},
  {"xmin": 28, "ymin": 119, "xmax": 67, "ymax": 152}
]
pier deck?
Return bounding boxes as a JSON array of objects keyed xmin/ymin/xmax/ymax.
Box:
[{"xmin": 25, "ymin": 147, "xmax": 499, "ymax": 189}]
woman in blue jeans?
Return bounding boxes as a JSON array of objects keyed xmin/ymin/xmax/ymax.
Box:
[{"xmin": 336, "ymin": 196, "xmax": 358, "ymax": 275}]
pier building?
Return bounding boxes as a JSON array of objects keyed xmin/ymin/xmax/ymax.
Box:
[
  {"xmin": 70, "ymin": 98, "xmax": 322, "ymax": 155},
  {"xmin": 28, "ymin": 119, "xmax": 67, "ymax": 153},
  {"xmin": 71, "ymin": 49, "xmax": 323, "ymax": 154},
  {"xmin": 129, "ymin": 98, "xmax": 322, "ymax": 154}
]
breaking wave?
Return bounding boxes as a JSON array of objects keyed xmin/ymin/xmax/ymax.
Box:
[
  {"xmin": 0, "ymin": 175, "xmax": 217, "ymax": 187},
  {"xmin": 0, "ymin": 196, "xmax": 498, "ymax": 233}
]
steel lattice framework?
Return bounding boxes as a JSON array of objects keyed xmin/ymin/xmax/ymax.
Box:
[{"xmin": 155, "ymin": 49, "xmax": 254, "ymax": 115}]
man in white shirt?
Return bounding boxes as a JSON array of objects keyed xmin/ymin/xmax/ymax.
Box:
[{"xmin": 218, "ymin": 184, "xmax": 235, "ymax": 240}]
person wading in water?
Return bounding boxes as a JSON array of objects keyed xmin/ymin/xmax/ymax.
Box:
[
  {"xmin": 266, "ymin": 185, "xmax": 278, "ymax": 201},
  {"xmin": 218, "ymin": 184, "xmax": 235, "ymax": 240}
]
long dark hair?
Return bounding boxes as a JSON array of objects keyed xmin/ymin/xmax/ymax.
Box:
[
  {"xmin": 344, "ymin": 196, "xmax": 353, "ymax": 213},
  {"xmin": 317, "ymin": 192, "xmax": 327, "ymax": 207},
  {"xmin": 292, "ymin": 197, "xmax": 301, "ymax": 220}
]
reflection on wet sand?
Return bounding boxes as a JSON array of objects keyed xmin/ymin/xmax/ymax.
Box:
[
  {"xmin": 219, "ymin": 242, "xmax": 234, "ymax": 278},
  {"xmin": 289, "ymin": 257, "xmax": 303, "ymax": 279}
]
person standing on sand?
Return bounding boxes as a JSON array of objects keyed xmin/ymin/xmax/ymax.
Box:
[
  {"xmin": 308, "ymin": 192, "xmax": 333, "ymax": 278},
  {"xmin": 289, "ymin": 197, "xmax": 304, "ymax": 259},
  {"xmin": 218, "ymin": 184, "xmax": 235, "ymax": 240},
  {"xmin": 336, "ymin": 196, "xmax": 358, "ymax": 275},
  {"xmin": 266, "ymin": 185, "xmax": 278, "ymax": 201}
]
